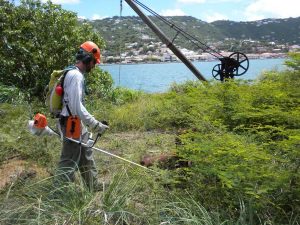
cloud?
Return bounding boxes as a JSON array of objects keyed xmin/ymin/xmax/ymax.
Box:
[
  {"xmin": 177, "ymin": 0, "xmax": 206, "ymax": 3},
  {"xmin": 42, "ymin": 0, "xmax": 80, "ymax": 4},
  {"xmin": 245, "ymin": 0, "xmax": 300, "ymax": 21},
  {"xmin": 161, "ymin": 9, "xmax": 186, "ymax": 16},
  {"xmin": 213, "ymin": 0, "xmax": 242, "ymax": 2},
  {"xmin": 205, "ymin": 12, "xmax": 228, "ymax": 22},
  {"xmin": 78, "ymin": 15, "xmax": 86, "ymax": 20},
  {"xmin": 77, "ymin": 14, "xmax": 107, "ymax": 21},
  {"xmin": 92, "ymin": 14, "xmax": 106, "ymax": 20},
  {"xmin": 177, "ymin": 0, "xmax": 241, "ymax": 3}
]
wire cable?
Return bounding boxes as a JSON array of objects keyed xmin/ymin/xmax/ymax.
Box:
[
  {"xmin": 118, "ymin": 0, "xmax": 123, "ymax": 86},
  {"xmin": 132, "ymin": 0, "xmax": 224, "ymax": 59}
]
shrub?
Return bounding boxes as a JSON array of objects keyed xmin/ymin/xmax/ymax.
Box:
[
  {"xmin": 0, "ymin": 83, "xmax": 26, "ymax": 103},
  {"xmin": 0, "ymin": 0, "xmax": 105, "ymax": 98}
]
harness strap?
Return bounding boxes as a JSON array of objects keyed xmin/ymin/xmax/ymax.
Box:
[{"xmin": 61, "ymin": 66, "xmax": 77, "ymax": 117}]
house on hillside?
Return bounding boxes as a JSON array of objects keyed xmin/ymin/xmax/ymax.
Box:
[{"xmin": 289, "ymin": 45, "xmax": 300, "ymax": 52}]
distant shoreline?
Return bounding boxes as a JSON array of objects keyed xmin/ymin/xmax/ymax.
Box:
[
  {"xmin": 100, "ymin": 55, "xmax": 287, "ymax": 66},
  {"xmin": 99, "ymin": 57, "xmax": 287, "ymax": 93}
]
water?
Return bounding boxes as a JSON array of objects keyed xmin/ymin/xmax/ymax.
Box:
[{"xmin": 100, "ymin": 58, "xmax": 286, "ymax": 93}]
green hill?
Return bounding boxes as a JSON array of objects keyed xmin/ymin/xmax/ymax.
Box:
[
  {"xmin": 90, "ymin": 16, "xmax": 300, "ymax": 56},
  {"xmin": 212, "ymin": 17, "xmax": 300, "ymax": 44}
]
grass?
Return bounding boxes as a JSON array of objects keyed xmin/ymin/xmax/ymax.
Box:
[
  {"xmin": 0, "ymin": 170, "xmax": 138, "ymax": 224},
  {"xmin": 1, "ymin": 66, "xmax": 300, "ymax": 224},
  {"xmin": 0, "ymin": 128, "xmax": 231, "ymax": 224},
  {"xmin": 160, "ymin": 193, "xmax": 220, "ymax": 225},
  {"xmin": 0, "ymin": 169, "xmax": 235, "ymax": 225}
]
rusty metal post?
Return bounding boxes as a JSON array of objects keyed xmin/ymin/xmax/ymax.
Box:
[{"xmin": 124, "ymin": 0, "xmax": 207, "ymax": 81}]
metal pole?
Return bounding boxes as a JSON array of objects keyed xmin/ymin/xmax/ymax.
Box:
[{"xmin": 124, "ymin": 0, "xmax": 207, "ymax": 81}]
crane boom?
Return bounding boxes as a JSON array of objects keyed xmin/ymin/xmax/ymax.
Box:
[{"xmin": 124, "ymin": 0, "xmax": 207, "ymax": 81}]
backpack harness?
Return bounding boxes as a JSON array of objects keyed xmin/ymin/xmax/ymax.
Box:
[{"xmin": 46, "ymin": 65, "xmax": 81, "ymax": 139}]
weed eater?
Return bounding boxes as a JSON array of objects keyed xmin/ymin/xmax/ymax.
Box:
[{"xmin": 28, "ymin": 113, "xmax": 153, "ymax": 171}]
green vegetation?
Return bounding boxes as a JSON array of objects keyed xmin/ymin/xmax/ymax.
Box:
[
  {"xmin": 92, "ymin": 16, "xmax": 223, "ymax": 56},
  {"xmin": 1, "ymin": 53, "xmax": 299, "ymax": 224},
  {"xmin": 0, "ymin": 0, "xmax": 105, "ymax": 98},
  {"xmin": 212, "ymin": 18, "xmax": 300, "ymax": 45},
  {"xmin": 0, "ymin": 1, "xmax": 299, "ymax": 224}
]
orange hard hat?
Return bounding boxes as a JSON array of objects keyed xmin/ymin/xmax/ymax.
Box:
[{"xmin": 80, "ymin": 41, "xmax": 101, "ymax": 64}]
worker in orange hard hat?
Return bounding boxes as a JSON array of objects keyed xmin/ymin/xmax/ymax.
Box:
[
  {"xmin": 76, "ymin": 41, "xmax": 101, "ymax": 71},
  {"xmin": 55, "ymin": 41, "xmax": 108, "ymax": 191}
]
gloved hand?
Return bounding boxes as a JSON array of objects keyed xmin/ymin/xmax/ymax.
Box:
[{"xmin": 92, "ymin": 121, "xmax": 109, "ymax": 134}]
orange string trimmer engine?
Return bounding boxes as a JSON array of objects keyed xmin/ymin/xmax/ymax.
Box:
[{"xmin": 33, "ymin": 113, "xmax": 48, "ymax": 129}]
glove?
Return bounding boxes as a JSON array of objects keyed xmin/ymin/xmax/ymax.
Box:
[{"xmin": 92, "ymin": 121, "xmax": 109, "ymax": 134}]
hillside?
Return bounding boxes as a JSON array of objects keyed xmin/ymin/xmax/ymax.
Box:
[
  {"xmin": 90, "ymin": 16, "xmax": 300, "ymax": 56},
  {"xmin": 212, "ymin": 17, "xmax": 300, "ymax": 44}
]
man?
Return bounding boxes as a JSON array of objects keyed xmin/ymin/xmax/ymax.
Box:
[{"xmin": 56, "ymin": 41, "xmax": 108, "ymax": 191}]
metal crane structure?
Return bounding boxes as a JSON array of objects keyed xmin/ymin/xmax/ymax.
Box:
[{"xmin": 124, "ymin": 0, "xmax": 250, "ymax": 82}]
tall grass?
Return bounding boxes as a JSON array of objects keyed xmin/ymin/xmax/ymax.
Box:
[
  {"xmin": 0, "ymin": 166, "xmax": 239, "ymax": 225},
  {"xmin": 101, "ymin": 170, "xmax": 140, "ymax": 224},
  {"xmin": 0, "ymin": 170, "xmax": 142, "ymax": 224},
  {"xmin": 160, "ymin": 193, "xmax": 221, "ymax": 225},
  {"xmin": 0, "ymin": 175, "xmax": 98, "ymax": 224}
]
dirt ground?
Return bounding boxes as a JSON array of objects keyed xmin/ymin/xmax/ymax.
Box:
[{"xmin": 0, "ymin": 157, "xmax": 49, "ymax": 190}]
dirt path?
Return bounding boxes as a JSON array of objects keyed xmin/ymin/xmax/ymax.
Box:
[{"xmin": 0, "ymin": 157, "xmax": 49, "ymax": 190}]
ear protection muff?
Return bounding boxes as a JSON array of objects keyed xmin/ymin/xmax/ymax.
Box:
[
  {"xmin": 88, "ymin": 48, "xmax": 98, "ymax": 64},
  {"xmin": 76, "ymin": 48, "xmax": 96, "ymax": 64},
  {"xmin": 82, "ymin": 53, "xmax": 93, "ymax": 64}
]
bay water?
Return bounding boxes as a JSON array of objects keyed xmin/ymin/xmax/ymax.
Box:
[{"xmin": 100, "ymin": 58, "xmax": 286, "ymax": 93}]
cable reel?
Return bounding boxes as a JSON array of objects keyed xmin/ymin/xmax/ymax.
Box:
[
  {"xmin": 212, "ymin": 52, "xmax": 249, "ymax": 81},
  {"xmin": 127, "ymin": 0, "xmax": 250, "ymax": 81}
]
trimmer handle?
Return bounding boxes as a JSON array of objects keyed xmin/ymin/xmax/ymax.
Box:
[{"xmin": 101, "ymin": 120, "xmax": 109, "ymax": 126}]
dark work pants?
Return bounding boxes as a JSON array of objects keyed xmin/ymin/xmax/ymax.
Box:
[{"xmin": 56, "ymin": 117, "xmax": 98, "ymax": 190}]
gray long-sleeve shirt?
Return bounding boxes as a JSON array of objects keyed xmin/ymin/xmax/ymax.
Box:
[{"xmin": 61, "ymin": 67, "xmax": 97, "ymax": 130}]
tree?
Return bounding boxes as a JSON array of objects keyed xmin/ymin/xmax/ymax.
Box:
[{"xmin": 0, "ymin": 0, "xmax": 105, "ymax": 98}]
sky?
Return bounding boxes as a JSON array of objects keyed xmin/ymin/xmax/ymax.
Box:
[{"xmin": 40, "ymin": 0, "xmax": 300, "ymax": 22}]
